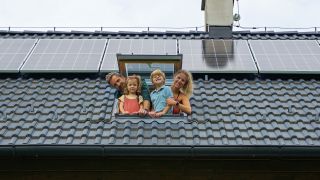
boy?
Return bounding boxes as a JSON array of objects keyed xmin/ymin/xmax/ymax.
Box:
[{"xmin": 149, "ymin": 69, "xmax": 173, "ymax": 118}]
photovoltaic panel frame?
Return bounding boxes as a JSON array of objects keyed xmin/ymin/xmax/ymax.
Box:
[
  {"xmin": 249, "ymin": 40, "xmax": 320, "ymax": 74},
  {"xmin": 179, "ymin": 39, "xmax": 257, "ymax": 73},
  {"xmin": 0, "ymin": 39, "xmax": 37, "ymax": 73},
  {"xmin": 100, "ymin": 39, "xmax": 177, "ymax": 72},
  {"xmin": 21, "ymin": 39, "xmax": 107, "ymax": 73}
]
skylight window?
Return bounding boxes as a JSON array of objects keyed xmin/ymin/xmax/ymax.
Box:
[
  {"xmin": 111, "ymin": 53, "xmax": 185, "ymax": 119},
  {"xmin": 117, "ymin": 54, "xmax": 182, "ymax": 85}
]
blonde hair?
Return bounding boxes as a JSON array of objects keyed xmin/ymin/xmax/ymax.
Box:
[
  {"xmin": 174, "ymin": 69, "xmax": 193, "ymax": 97},
  {"xmin": 150, "ymin": 69, "xmax": 166, "ymax": 85},
  {"xmin": 123, "ymin": 75, "xmax": 142, "ymax": 95}
]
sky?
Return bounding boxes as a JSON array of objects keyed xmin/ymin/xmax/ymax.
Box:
[{"xmin": 1, "ymin": 0, "xmax": 320, "ymax": 32}]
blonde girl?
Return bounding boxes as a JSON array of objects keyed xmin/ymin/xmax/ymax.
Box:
[{"xmin": 118, "ymin": 75, "xmax": 144, "ymax": 115}]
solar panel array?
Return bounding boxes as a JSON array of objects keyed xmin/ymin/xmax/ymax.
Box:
[
  {"xmin": 21, "ymin": 39, "xmax": 106, "ymax": 73},
  {"xmin": 0, "ymin": 39, "xmax": 37, "ymax": 73},
  {"xmin": 2, "ymin": 38, "xmax": 320, "ymax": 75},
  {"xmin": 179, "ymin": 40, "xmax": 257, "ymax": 73},
  {"xmin": 100, "ymin": 39, "xmax": 177, "ymax": 72},
  {"xmin": 249, "ymin": 40, "xmax": 320, "ymax": 74}
]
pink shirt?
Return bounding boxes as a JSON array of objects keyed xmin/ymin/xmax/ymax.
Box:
[
  {"xmin": 123, "ymin": 97, "xmax": 140, "ymax": 114},
  {"xmin": 119, "ymin": 95, "xmax": 143, "ymax": 114}
]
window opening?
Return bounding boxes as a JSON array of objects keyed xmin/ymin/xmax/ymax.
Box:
[
  {"xmin": 112, "ymin": 54, "xmax": 185, "ymax": 119},
  {"xmin": 117, "ymin": 54, "xmax": 182, "ymax": 86}
]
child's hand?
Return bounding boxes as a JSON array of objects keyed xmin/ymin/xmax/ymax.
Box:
[
  {"xmin": 155, "ymin": 112, "xmax": 164, "ymax": 117},
  {"xmin": 149, "ymin": 111, "xmax": 165, "ymax": 118},
  {"xmin": 122, "ymin": 111, "xmax": 130, "ymax": 115},
  {"xmin": 148, "ymin": 111, "xmax": 157, "ymax": 118},
  {"xmin": 138, "ymin": 108, "xmax": 148, "ymax": 116}
]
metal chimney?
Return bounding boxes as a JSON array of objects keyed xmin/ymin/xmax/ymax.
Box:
[{"xmin": 201, "ymin": 0, "xmax": 234, "ymax": 38}]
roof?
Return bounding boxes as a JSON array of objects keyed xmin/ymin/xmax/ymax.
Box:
[
  {"xmin": 1, "ymin": 31, "xmax": 320, "ymax": 157},
  {"xmin": 0, "ymin": 30, "xmax": 319, "ymax": 40}
]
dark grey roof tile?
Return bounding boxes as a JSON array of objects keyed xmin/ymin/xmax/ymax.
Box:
[
  {"xmin": 0, "ymin": 127, "xmax": 8, "ymax": 137},
  {"xmin": 1, "ymin": 77, "xmax": 320, "ymax": 146},
  {"xmin": 64, "ymin": 136, "xmax": 74, "ymax": 144}
]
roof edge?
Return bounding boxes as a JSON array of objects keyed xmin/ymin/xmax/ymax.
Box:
[
  {"xmin": 2, "ymin": 146, "xmax": 320, "ymax": 158},
  {"xmin": 1, "ymin": 30, "xmax": 319, "ymax": 37}
]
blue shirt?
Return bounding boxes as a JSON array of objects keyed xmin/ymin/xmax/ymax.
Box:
[{"xmin": 150, "ymin": 85, "xmax": 173, "ymax": 113}]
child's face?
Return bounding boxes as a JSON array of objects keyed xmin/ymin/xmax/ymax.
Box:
[
  {"xmin": 127, "ymin": 79, "xmax": 138, "ymax": 94},
  {"xmin": 152, "ymin": 74, "xmax": 165, "ymax": 86}
]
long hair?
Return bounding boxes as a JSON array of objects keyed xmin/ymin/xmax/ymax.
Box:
[
  {"xmin": 174, "ymin": 69, "xmax": 193, "ymax": 97},
  {"xmin": 123, "ymin": 75, "xmax": 142, "ymax": 95}
]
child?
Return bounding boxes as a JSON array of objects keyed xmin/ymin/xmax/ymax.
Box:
[
  {"xmin": 149, "ymin": 69, "xmax": 173, "ymax": 118},
  {"xmin": 118, "ymin": 75, "xmax": 144, "ymax": 115}
]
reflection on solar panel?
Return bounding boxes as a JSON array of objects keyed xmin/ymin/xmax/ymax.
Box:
[
  {"xmin": 0, "ymin": 39, "xmax": 37, "ymax": 73},
  {"xmin": 126, "ymin": 63, "xmax": 174, "ymax": 81},
  {"xmin": 100, "ymin": 39, "xmax": 177, "ymax": 72},
  {"xmin": 21, "ymin": 39, "xmax": 106, "ymax": 73},
  {"xmin": 126, "ymin": 64, "xmax": 174, "ymax": 75},
  {"xmin": 179, "ymin": 40, "xmax": 257, "ymax": 73},
  {"xmin": 249, "ymin": 40, "xmax": 320, "ymax": 74}
]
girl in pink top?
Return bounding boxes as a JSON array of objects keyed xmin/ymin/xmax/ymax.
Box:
[{"xmin": 118, "ymin": 75, "xmax": 144, "ymax": 115}]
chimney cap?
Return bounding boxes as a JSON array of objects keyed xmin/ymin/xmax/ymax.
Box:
[
  {"xmin": 201, "ymin": 0, "xmax": 234, "ymax": 11},
  {"xmin": 201, "ymin": 0, "xmax": 205, "ymax": 10}
]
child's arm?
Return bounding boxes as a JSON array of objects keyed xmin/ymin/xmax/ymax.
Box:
[
  {"xmin": 135, "ymin": 95, "xmax": 148, "ymax": 116},
  {"xmin": 148, "ymin": 108, "xmax": 157, "ymax": 118},
  {"xmin": 119, "ymin": 100, "xmax": 125, "ymax": 113},
  {"xmin": 138, "ymin": 95, "xmax": 144, "ymax": 111},
  {"xmin": 155, "ymin": 105, "xmax": 171, "ymax": 117},
  {"xmin": 118, "ymin": 96, "xmax": 128, "ymax": 114}
]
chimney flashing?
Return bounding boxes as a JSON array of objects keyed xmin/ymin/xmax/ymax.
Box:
[{"xmin": 208, "ymin": 26, "xmax": 233, "ymax": 39}]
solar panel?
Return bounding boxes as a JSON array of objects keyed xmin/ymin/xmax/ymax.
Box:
[
  {"xmin": 249, "ymin": 40, "xmax": 320, "ymax": 74},
  {"xmin": 179, "ymin": 39, "xmax": 257, "ymax": 73},
  {"xmin": 21, "ymin": 39, "xmax": 106, "ymax": 73},
  {"xmin": 0, "ymin": 39, "xmax": 37, "ymax": 73},
  {"xmin": 100, "ymin": 39, "xmax": 177, "ymax": 72}
]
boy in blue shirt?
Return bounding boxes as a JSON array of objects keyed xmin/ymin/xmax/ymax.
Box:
[{"xmin": 149, "ymin": 69, "xmax": 173, "ymax": 118}]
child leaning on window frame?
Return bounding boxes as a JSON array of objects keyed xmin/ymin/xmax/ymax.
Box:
[
  {"xmin": 118, "ymin": 75, "xmax": 144, "ymax": 115},
  {"xmin": 148, "ymin": 69, "xmax": 173, "ymax": 118}
]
